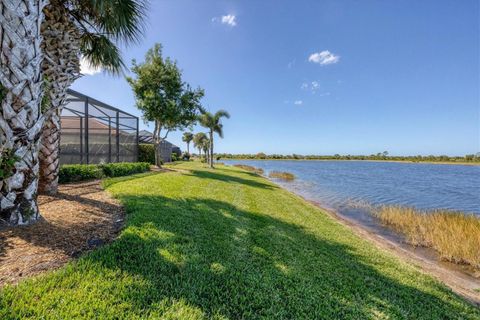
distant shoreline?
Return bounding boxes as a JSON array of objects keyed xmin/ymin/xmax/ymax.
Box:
[{"xmin": 221, "ymin": 158, "xmax": 480, "ymax": 166}]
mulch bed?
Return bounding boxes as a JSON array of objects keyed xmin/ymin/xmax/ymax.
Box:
[{"xmin": 0, "ymin": 180, "xmax": 124, "ymax": 287}]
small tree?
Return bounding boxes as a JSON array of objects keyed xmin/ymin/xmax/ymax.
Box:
[
  {"xmin": 127, "ymin": 44, "xmax": 204, "ymax": 167},
  {"xmin": 182, "ymin": 132, "xmax": 193, "ymax": 154},
  {"xmin": 256, "ymin": 152, "xmax": 267, "ymax": 159},
  {"xmin": 193, "ymin": 132, "xmax": 207, "ymax": 160}
]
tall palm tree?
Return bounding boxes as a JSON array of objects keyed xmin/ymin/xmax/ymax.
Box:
[
  {"xmin": 182, "ymin": 132, "xmax": 193, "ymax": 154},
  {"xmin": 0, "ymin": 0, "xmax": 47, "ymax": 224},
  {"xmin": 193, "ymin": 132, "xmax": 207, "ymax": 160},
  {"xmin": 38, "ymin": 0, "xmax": 147, "ymax": 195},
  {"xmin": 199, "ymin": 110, "xmax": 230, "ymax": 168}
]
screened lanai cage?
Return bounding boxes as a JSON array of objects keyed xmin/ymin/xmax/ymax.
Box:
[{"xmin": 60, "ymin": 90, "xmax": 139, "ymax": 165}]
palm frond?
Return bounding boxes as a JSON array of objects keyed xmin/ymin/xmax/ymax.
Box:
[
  {"xmin": 214, "ymin": 110, "xmax": 230, "ymax": 121},
  {"xmin": 73, "ymin": 0, "xmax": 148, "ymax": 45},
  {"xmin": 215, "ymin": 123, "xmax": 224, "ymax": 138},
  {"xmin": 80, "ymin": 33, "xmax": 125, "ymax": 75}
]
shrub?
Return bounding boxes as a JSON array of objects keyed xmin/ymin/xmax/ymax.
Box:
[
  {"xmin": 256, "ymin": 152, "xmax": 267, "ymax": 159},
  {"xmin": 268, "ymin": 171, "xmax": 295, "ymax": 181},
  {"xmin": 138, "ymin": 144, "xmax": 155, "ymax": 164},
  {"xmin": 182, "ymin": 152, "xmax": 191, "ymax": 161},
  {"xmin": 171, "ymin": 153, "xmax": 179, "ymax": 162},
  {"xmin": 100, "ymin": 162, "xmax": 150, "ymax": 177},
  {"xmin": 59, "ymin": 162, "xmax": 151, "ymax": 183},
  {"xmin": 59, "ymin": 164, "xmax": 104, "ymax": 183}
]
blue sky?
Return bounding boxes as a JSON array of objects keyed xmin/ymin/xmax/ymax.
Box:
[{"xmin": 72, "ymin": 0, "xmax": 479, "ymax": 156}]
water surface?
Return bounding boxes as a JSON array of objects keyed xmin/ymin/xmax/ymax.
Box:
[{"xmin": 223, "ymin": 160, "xmax": 480, "ymax": 216}]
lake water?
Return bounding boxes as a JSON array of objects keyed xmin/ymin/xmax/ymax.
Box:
[{"xmin": 223, "ymin": 160, "xmax": 480, "ymax": 216}]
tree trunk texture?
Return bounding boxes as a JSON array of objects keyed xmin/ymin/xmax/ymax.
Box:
[
  {"xmin": 0, "ymin": 0, "xmax": 47, "ymax": 224},
  {"xmin": 154, "ymin": 141, "xmax": 163, "ymax": 167},
  {"xmin": 209, "ymin": 131, "xmax": 214, "ymax": 168},
  {"xmin": 38, "ymin": 2, "xmax": 80, "ymax": 195}
]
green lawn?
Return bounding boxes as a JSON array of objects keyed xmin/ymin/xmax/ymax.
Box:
[{"xmin": 1, "ymin": 162, "xmax": 479, "ymax": 319}]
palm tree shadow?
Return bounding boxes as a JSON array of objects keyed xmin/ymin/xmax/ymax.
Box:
[
  {"xmin": 82, "ymin": 194, "xmax": 478, "ymax": 319},
  {"xmin": 184, "ymin": 169, "xmax": 276, "ymax": 190}
]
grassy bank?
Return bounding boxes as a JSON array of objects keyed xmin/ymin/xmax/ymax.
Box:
[
  {"xmin": 1, "ymin": 162, "xmax": 479, "ymax": 319},
  {"xmin": 375, "ymin": 206, "xmax": 480, "ymax": 269}
]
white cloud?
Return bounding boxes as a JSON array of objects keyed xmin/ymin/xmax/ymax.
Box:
[
  {"xmin": 287, "ymin": 59, "xmax": 296, "ymax": 69},
  {"xmin": 80, "ymin": 57, "xmax": 101, "ymax": 75},
  {"xmin": 294, "ymin": 100, "xmax": 303, "ymax": 105},
  {"xmin": 213, "ymin": 14, "xmax": 237, "ymax": 26},
  {"xmin": 301, "ymin": 81, "xmax": 320, "ymax": 93},
  {"xmin": 222, "ymin": 14, "xmax": 237, "ymax": 26},
  {"xmin": 308, "ymin": 50, "xmax": 340, "ymax": 65}
]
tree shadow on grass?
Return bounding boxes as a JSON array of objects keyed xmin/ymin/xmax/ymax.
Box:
[
  {"xmin": 184, "ymin": 169, "xmax": 276, "ymax": 190},
  {"xmin": 76, "ymin": 194, "xmax": 479, "ymax": 319}
]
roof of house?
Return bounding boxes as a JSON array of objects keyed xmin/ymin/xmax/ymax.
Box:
[
  {"xmin": 61, "ymin": 117, "xmax": 135, "ymax": 136},
  {"xmin": 138, "ymin": 130, "xmax": 179, "ymax": 148}
]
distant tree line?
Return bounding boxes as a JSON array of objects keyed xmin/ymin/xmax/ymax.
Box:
[{"xmin": 215, "ymin": 152, "xmax": 480, "ymax": 163}]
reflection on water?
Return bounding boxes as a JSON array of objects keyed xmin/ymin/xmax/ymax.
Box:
[{"xmin": 224, "ymin": 160, "xmax": 480, "ymax": 215}]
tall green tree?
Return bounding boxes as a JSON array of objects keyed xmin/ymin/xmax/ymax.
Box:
[
  {"xmin": 127, "ymin": 44, "xmax": 204, "ymax": 167},
  {"xmin": 182, "ymin": 132, "xmax": 193, "ymax": 154},
  {"xmin": 193, "ymin": 132, "xmax": 207, "ymax": 159},
  {"xmin": 199, "ymin": 110, "xmax": 230, "ymax": 168},
  {"xmin": 39, "ymin": 0, "xmax": 147, "ymax": 195}
]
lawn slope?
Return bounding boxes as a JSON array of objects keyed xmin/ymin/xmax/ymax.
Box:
[{"xmin": 1, "ymin": 162, "xmax": 479, "ymax": 319}]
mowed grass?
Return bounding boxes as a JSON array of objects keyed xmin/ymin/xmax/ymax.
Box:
[
  {"xmin": 375, "ymin": 206, "xmax": 480, "ymax": 269},
  {"xmin": 1, "ymin": 162, "xmax": 479, "ymax": 319}
]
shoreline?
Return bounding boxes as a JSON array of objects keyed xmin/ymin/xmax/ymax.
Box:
[
  {"xmin": 221, "ymin": 158, "xmax": 480, "ymax": 166},
  {"xmin": 263, "ymin": 176, "xmax": 480, "ymax": 306}
]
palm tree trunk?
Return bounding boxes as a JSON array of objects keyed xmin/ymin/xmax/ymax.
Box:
[
  {"xmin": 187, "ymin": 142, "xmax": 189, "ymax": 154},
  {"xmin": 0, "ymin": 0, "xmax": 47, "ymax": 225},
  {"xmin": 38, "ymin": 2, "xmax": 81, "ymax": 195},
  {"xmin": 209, "ymin": 131, "xmax": 214, "ymax": 168}
]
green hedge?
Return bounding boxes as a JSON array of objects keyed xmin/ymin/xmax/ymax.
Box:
[
  {"xmin": 59, "ymin": 162, "xmax": 150, "ymax": 183},
  {"xmin": 138, "ymin": 144, "xmax": 155, "ymax": 164},
  {"xmin": 59, "ymin": 164, "xmax": 104, "ymax": 183},
  {"xmin": 100, "ymin": 162, "xmax": 150, "ymax": 177}
]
